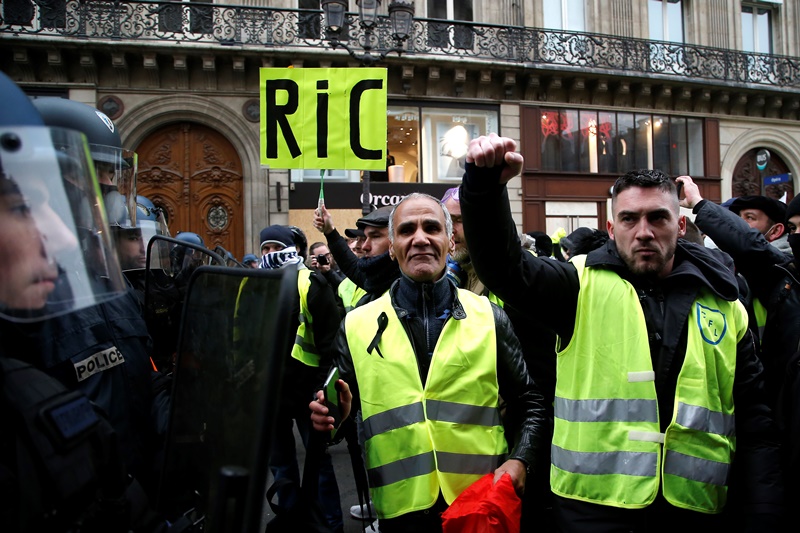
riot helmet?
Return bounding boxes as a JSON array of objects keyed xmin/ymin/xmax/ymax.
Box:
[
  {"xmin": 170, "ymin": 231, "xmax": 208, "ymax": 279},
  {"xmin": 0, "ymin": 72, "xmax": 126, "ymax": 322},
  {"xmin": 32, "ymin": 98, "xmax": 135, "ymax": 184},
  {"xmin": 109, "ymin": 194, "xmax": 170, "ymax": 272}
]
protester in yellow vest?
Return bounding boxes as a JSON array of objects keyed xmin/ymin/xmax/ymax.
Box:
[
  {"xmin": 460, "ymin": 135, "xmax": 784, "ymax": 532},
  {"xmin": 310, "ymin": 193, "xmax": 549, "ymax": 531},
  {"xmin": 257, "ymin": 224, "xmax": 345, "ymax": 532}
]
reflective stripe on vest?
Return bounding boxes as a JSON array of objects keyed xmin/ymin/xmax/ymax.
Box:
[
  {"xmin": 551, "ymin": 255, "xmax": 744, "ymax": 513},
  {"xmin": 346, "ymin": 289, "xmax": 507, "ymax": 519},
  {"xmin": 291, "ymin": 269, "xmax": 320, "ymax": 367}
]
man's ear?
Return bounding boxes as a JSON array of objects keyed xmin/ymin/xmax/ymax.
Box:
[
  {"xmin": 389, "ymin": 245, "xmax": 396, "ymax": 261},
  {"xmin": 677, "ymin": 215, "xmax": 687, "ymax": 238},
  {"xmin": 766, "ymin": 222, "xmax": 785, "ymax": 242},
  {"xmin": 449, "ymin": 235, "xmax": 455, "ymax": 254},
  {"xmin": 607, "ymin": 218, "xmax": 615, "ymax": 240}
]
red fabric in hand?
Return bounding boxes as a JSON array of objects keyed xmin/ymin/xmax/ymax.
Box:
[{"xmin": 441, "ymin": 473, "xmax": 521, "ymax": 533}]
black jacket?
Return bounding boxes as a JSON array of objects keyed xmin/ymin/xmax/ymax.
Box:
[
  {"xmin": 460, "ymin": 163, "xmax": 783, "ymax": 528},
  {"xmin": 694, "ymin": 199, "xmax": 800, "ymax": 502},
  {"xmin": 333, "ymin": 273, "xmax": 549, "ymax": 472},
  {"xmin": 325, "ymin": 228, "xmax": 400, "ymax": 306}
]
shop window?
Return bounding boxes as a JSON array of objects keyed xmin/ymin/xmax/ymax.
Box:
[
  {"xmin": 540, "ymin": 108, "xmax": 705, "ymax": 177},
  {"xmin": 291, "ymin": 104, "xmax": 498, "ymax": 185},
  {"xmin": 543, "ymin": 0, "xmax": 586, "ymax": 32}
]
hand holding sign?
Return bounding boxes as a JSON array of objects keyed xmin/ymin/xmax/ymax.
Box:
[{"xmin": 313, "ymin": 204, "xmax": 335, "ymax": 235}]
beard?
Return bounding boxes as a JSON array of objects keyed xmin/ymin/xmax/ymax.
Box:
[
  {"xmin": 450, "ymin": 245, "xmax": 470, "ymax": 263},
  {"xmin": 617, "ymin": 240, "xmax": 676, "ymax": 278}
]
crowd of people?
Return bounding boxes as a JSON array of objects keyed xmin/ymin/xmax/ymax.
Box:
[{"xmin": 2, "ymin": 69, "xmax": 799, "ymax": 533}]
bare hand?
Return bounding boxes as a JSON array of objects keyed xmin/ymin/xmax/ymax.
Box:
[
  {"xmin": 309, "ymin": 379, "xmax": 352, "ymax": 432},
  {"xmin": 313, "ymin": 205, "xmax": 335, "ymax": 235},
  {"xmin": 676, "ymin": 175, "xmax": 703, "ymax": 209},
  {"xmin": 493, "ymin": 459, "xmax": 526, "ymax": 497},
  {"xmin": 466, "ymin": 133, "xmax": 523, "ymax": 185}
]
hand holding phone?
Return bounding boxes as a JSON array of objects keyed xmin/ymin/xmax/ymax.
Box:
[{"xmin": 323, "ymin": 366, "xmax": 342, "ymax": 437}]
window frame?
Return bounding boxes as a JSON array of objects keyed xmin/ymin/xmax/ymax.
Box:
[{"xmin": 648, "ymin": 0, "xmax": 684, "ymax": 43}]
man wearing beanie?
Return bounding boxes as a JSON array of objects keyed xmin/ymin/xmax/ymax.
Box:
[
  {"xmin": 679, "ymin": 177, "xmax": 800, "ymax": 508},
  {"xmin": 255, "ymin": 224, "xmax": 345, "ymax": 532}
]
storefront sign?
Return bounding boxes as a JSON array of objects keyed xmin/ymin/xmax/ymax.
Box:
[
  {"xmin": 290, "ymin": 182, "xmax": 454, "ymax": 210},
  {"xmin": 259, "ymin": 68, "xmax": 387, "ymax": 170}
]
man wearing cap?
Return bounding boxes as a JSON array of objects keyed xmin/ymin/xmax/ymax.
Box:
[
  {"xmin": 255, "ymin": 224, "xmax": 344, "ymax": 532},
  {"xmin": 313, "ymin": 205, "xmax": 401, "ymax": 311},
  {"xmin": 679, "ymin": 178, "xmax": 800, "ymax": 507},
  {"xmin": 728, "ymin": 194, "xmax": 790, "ymax": 253}
]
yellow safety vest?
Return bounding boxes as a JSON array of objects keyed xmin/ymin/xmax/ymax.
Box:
[
  {"xmin": 346, "ymin": 289, "xmax": 507, "ymax": 519},
  {"xmin": 291, "ymin": 268, "xmax": 320, "ymax": 367},
  {"xmin": 337, "ymin": 277, "xmax": 368, "ymax": 313},
  {"xmin": 551, "ymin": 256, "xmax": 744, "ymax": 513},
  {"xmin": 753, "ymin": 297, "xmax": 768, "ymax": 345}
]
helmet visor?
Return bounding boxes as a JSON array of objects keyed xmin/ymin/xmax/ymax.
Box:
[{"xmin": 0, "ymin": 126, "xmax": 126, "ymax": 322}]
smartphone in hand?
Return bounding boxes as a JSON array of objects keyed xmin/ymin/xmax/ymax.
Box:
[{"xmin": 323, "ymin": 366, "xmax": 342, "ymax": 438}]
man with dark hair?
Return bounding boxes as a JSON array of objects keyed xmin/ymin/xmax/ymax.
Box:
[{"xmin": 459, "ymin": 133, "xmax": 783, "ymax": 531}]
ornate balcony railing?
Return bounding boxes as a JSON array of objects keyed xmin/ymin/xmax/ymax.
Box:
[{"xmin": 2, "ymin": 0, "xmax": 799, "ymax": 90}]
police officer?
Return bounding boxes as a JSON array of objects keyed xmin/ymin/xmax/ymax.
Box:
[
  {"xmin": 5, "ymin": 92, "xmax": 171, "ymax": 501},
  {"xmin": 0, "ymin": 72, "xmax": 165, "ymax": 532}
]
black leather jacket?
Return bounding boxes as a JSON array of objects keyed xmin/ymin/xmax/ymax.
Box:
[{"xmin": 332, "ymin": 273, "xmax": 549, "ymax": 470}]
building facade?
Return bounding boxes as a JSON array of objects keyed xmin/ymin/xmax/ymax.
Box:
[{"xmin": 2, "ymin": 0, "xmax": 798, "ymax": 257}]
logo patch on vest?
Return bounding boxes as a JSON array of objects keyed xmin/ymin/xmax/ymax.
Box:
[
  {"xmin": 696, "ymin": 303, "xmax": 727, "ymax": 345},
  {"xmin": 74, "ymin": 346, "xmax": 125, "ymax": 382}
]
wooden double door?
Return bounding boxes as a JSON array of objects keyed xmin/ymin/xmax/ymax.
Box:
[{"xmin": 136, "ymin": 122, "xmax": 244, "ymax": 259}]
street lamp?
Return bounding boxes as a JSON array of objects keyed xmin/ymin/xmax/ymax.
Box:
[
  {"xmin": 320, "ymin": 0, "xmax": 415, "ymax": 214},
  {"xmin": 321, "ymin": 0, "xmax": 415, "ymax": 66}
]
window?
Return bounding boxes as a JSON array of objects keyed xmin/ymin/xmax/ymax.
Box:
[
  {"xmin": 543, "ymin": 0, "xmax": 585, "ymax": 32},
  {"xmin": 742, "ymin": 4, "xmax": 773, "ymax": 53},
  {"xmin": 427, "ymin": 0, "xmax": 474, "ymax": 49},
  {"xmin": 648, "ymin": 0, "xmax": 683, "ymax": 42},
  {"xmin": 3, "ymin": 0, "xmax": 65, "ymax": 29},
  {"xmin": 540, "ymin": 108, "xmax": 705, "ymax": 177},
  {"xmin": 298, "ymin": 0, "xmax": 321, "ymax": 40},
  {"xmin": 290, "ymin": 104, "xmax": 499, "ymax": 184},
  {"xmin": 159, "ymin": 0, "xmax": 213, "ymax": 34}
]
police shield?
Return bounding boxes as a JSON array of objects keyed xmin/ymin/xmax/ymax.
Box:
[
  {"xmin": 144, "ymin": 235, "xmax": 226, "ymax": 372},
  {"xmin": 157, "ymin": 266, "xmax": 297, "ymax": 532}
]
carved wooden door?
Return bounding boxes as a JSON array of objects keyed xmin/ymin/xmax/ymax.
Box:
[{"xmin": 136, "ymin": 123, "xmax": 244, "ymax": 259}]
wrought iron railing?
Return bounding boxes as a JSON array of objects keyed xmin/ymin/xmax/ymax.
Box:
[{"xmin": 2, "ymin": 0, "xmax": 799, "ymax": 90}]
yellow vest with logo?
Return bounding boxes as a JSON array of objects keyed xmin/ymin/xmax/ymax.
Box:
[
  {"xmin": 337, "ymin": 277, "xmax": 368, "ymax": 313},
  {"xmin": 291, "ymin": 268, "xmax": 320, "ymax": 367},
  {"xmin": 551, "ymin": 256, "xmax": 744, "ymax": 513},
  {"xmin": 346, "ymin": 289, "xmax": 507, "ymax": 519}
]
